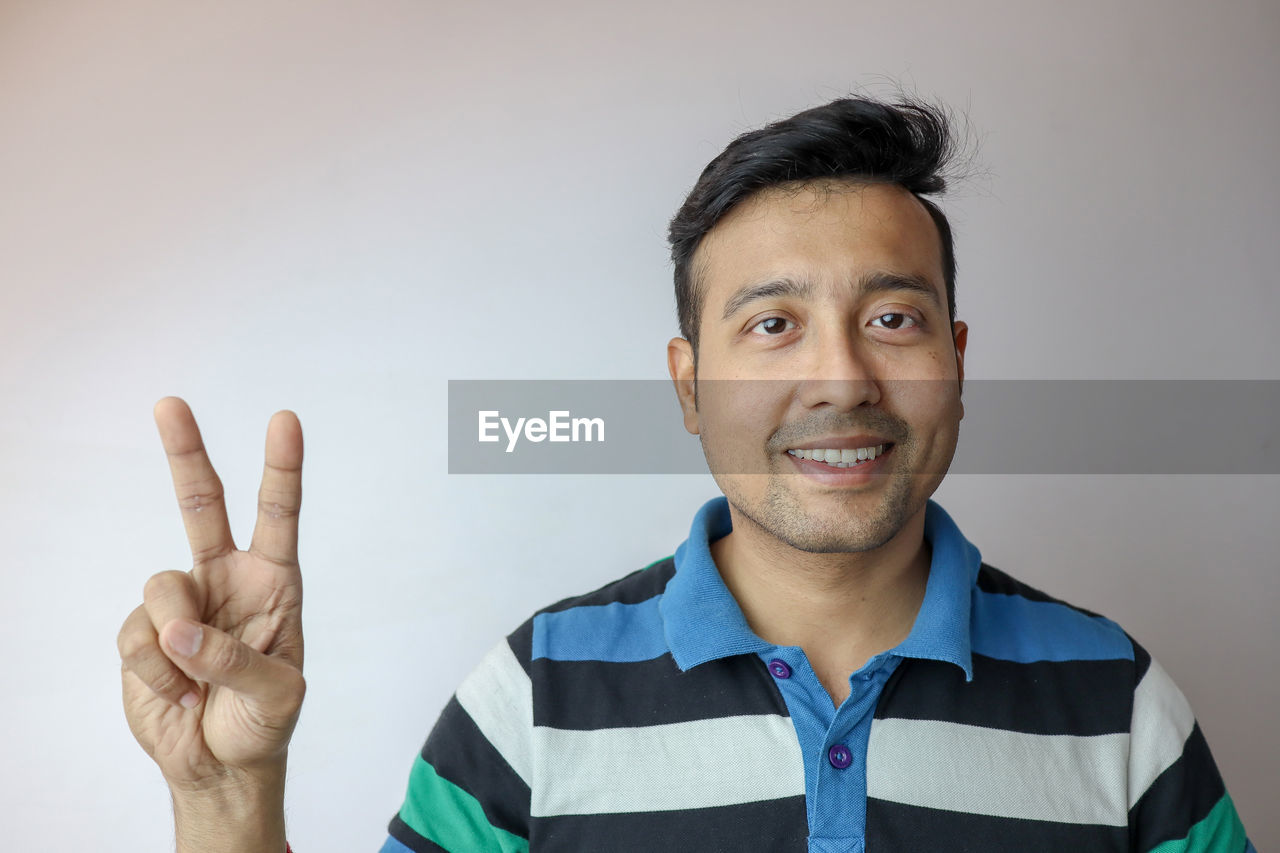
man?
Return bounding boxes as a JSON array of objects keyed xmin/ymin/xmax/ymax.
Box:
[{"xmin": 118, "ymin": 96, "xmax": 1253, "ymax": 852}]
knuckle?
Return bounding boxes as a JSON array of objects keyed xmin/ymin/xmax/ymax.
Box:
[
  {"xmin": 117, "ymin": 625, "xmax": 151, "ymax": 660},
  {"xmin": 142, "ymin": 570, "xmax": 189, "ymax": 602},
  {"xmin": 257, "ymin": 487, "xmax": 301, "ymax": 521},
  {"xmin": 175, "ymin": 477, "xmax": 224, "ymax": 515},
  {"xmin": 282, "ymin": 671, "xmax": 307, "ymax": 709},
  {"xmin": 146, "ymin": 664, "xmax": 187, "ymax": 698},
  {"xmin": 118, "ymin": 634, "xmax": 189, "ymax": 699}
]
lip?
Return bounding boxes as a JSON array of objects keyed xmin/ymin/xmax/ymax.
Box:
[{"xmin": 785, "ymin": 441, "xmax": 895, "ymax": 485}]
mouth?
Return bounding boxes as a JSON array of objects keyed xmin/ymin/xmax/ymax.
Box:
[{"xmin": 786, "ymin": 442, "xmax": 894, "ymax": 469}]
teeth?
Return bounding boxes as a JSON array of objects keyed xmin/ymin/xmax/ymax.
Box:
[{"xmin": 787, "ymin": 444, "xmax": 888, "ymax": 467}]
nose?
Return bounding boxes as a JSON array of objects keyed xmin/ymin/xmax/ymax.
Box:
[{"xmin": 795, "ymin": 324, "xmax": 881, "ymax": 411}]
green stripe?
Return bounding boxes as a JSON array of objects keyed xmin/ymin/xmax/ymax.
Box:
[
  {"xmin": 1146, "ymin": 792, "xmax": 1247, "ymax": 853},
  {"xmin": 399, "ymin": 756, "xmax": 529, "ymax": 853}
]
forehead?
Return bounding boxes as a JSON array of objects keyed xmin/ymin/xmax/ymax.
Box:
[{"xmin": 694, "ymin": 180, "xmax": 945, "ymax": 307}]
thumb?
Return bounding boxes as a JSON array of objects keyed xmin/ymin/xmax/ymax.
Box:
[{"xmin": 160, "ymin": 619, "xmax": 305, "ymax": 714}]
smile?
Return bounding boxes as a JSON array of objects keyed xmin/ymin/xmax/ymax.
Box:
[{"xmin": 786, "ymin": 443, "xmax": 891, "ymax": 468}]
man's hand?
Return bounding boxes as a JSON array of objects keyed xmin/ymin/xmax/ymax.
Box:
[{"xmin": 118, "ymin": 397, "xmax": 305, "ymax": 852}]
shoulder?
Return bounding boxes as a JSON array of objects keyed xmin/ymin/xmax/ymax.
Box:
[
  {"xmin": 437, "ymin": 558, "xmax": 679, "ymax": 772},
  {"xmin": 968, "ymin": 563, "xmax": 1203, "ymax": 746},
  {"xmin": 535, "ymin": 555, "xmax": 677, "ymax": 615},
  {"xmin": 971, "ymin": 561, "xmax": 1138, "ymax": 665},
  {"xmin": 970, "ymin": 563, "xmax": 1204, "ymax": 731},
  {"xmin": 484, "ymin": 556, "xmax": 678, "ymax": 675}
]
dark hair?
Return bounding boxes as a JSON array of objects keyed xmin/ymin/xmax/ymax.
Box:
[{"xmin": 668, "ymin": 96, "xmax": 960, "ymax": 356}]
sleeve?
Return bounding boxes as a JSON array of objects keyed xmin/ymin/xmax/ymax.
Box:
[
  {"xmin": 380, "ymin": 628, "xmax": 535, "ymax": 853},
  {"xmin": 1126, "ymin": 641, "xmax": 1252, "ymax": 853}
]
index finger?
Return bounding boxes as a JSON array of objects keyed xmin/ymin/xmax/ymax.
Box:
[
  {"xmin": 154, "ymin": 397, "xmax": 236, "ymax": 564},
  {"xmin": 248, "ymin": 409, "xmax": 303, "ymax": 566}
]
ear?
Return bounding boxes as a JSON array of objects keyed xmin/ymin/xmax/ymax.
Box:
[
  {"xmin": 666, "ymin": 337, "xmax": 700, "ymax": 435},
  {"xmin": 952, "ymin": 320, "xmax": 968, "ymax": 420}
]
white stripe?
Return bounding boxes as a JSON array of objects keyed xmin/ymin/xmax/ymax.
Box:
[
  {"xmin": 867, "ymin": 718, "xmax": 1129, "ymax": 826},
  {"xmin": 454, "ymin": 639, "xmax": 534, "ymax": 784},
  {"xmin": 530, "ymin": 714, "xmax": 805, "ymax": 817},
  {"xmin": 1128, "ymin": 656, "xmax": 1196, "ymax": 805}
]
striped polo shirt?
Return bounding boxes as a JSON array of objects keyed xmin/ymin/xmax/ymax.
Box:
[{"xmin": 381, "ymin": 497, "xmax": 1252, "ymax": 852}]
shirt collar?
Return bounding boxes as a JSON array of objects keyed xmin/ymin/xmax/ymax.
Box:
[{"xmin": 660, "ymin": 495, "xmax": 981, "ymax": 681}]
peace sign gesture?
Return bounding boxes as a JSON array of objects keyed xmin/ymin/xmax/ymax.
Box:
[{"xmin": 118, "ymin": 398, "xmax": 305, "ymax": 852}]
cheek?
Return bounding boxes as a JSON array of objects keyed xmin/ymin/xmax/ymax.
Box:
[
  {"xmin": 699, "ymin": 381, "xmax": 788, "ymax": 441},
  {"xmin": 895, "ymin": 380, "xmax": 963, "ymax": 431}
]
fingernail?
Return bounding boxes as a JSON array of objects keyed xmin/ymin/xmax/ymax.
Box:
[
  {"xmin": 167, "ymin": 621, "xmax": 203, "ymax": 658},
  {"xmin": 179, "ymin": 691, "xmax": 200, "ymax": 709}
]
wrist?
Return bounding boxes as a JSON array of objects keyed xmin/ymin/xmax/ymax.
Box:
[{"xmin": 170, "ymin": 766, "xmax": 287, "ymax": 853}]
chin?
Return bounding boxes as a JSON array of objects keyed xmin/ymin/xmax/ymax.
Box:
[
  {"xmin": 750, "ymin": 492, "xmax": 914, "ymax": 554},
  {"xmin": 777, "ymin": 524, "xmax": 902, "ymax": 555}
]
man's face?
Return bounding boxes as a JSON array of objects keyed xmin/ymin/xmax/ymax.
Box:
[{"xmin": 667, "ymin": 180, "xmax": 968, "ymax": 553}]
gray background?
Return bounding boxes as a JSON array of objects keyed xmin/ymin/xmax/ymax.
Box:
[{"xmin": 1, "ymin": 0, "xmax": 1276, "ymax": 849}]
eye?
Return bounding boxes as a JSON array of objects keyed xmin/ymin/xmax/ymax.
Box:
[
  {"xmin": 749, "ymin": 316, "xmax": 795, "ymax": 336},
  {"xmin": 869, "ymin": 312, "xmax": 919, "ymax": 331}
]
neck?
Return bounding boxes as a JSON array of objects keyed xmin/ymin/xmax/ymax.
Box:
[{"xmin": 711, "ymin": 503, "xmax": 931, "ymax": 704}]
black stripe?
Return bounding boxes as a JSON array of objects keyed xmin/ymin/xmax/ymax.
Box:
[
  {"xmin": 1129, "ymin": 723, "xmax": 1228, "ymax": 849},
  {"xmin": 387, "ymin": 814, "xmax": 450, "ymax": 853},
  {"xmin": 866, "ymin": 798, "xmax": 1128, "ymax": 852},
  {"xmin": 529, "ymin": 796, "xmax": 808, "ymax": 852},
  {"xmin": 421, "ymin": 696, "xmax": 531, "ymax": 839},
  {"xmin": 531, "ymin": 653, "xmax": 788, "ymax": 730},
  {"xmin": 876, "ymin": 655, "xmax": 1134, "ymax": 735},
  {"xmin": 976, "ymin": 563, "xmax": 1108, "ymax": 618},
  {"xmin": 1131, "ymin": 635, "xmax": 1153, "ymax": 683},
  {"xmin": 508, "ymin": 618, "xmax": 534, "ymax": 677},
  {"xmin": 536, "ymin": 557, "xmax": 676, "ymax": 614}
]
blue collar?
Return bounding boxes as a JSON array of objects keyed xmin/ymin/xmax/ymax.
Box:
[{"xmin": 660, "ymin": 496, "xmax": 981, "ymax": 681}]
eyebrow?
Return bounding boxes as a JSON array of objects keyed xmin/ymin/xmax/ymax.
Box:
[{"xmin": 720, "ymin": 270, "xmax": 943, "ymax": 321}]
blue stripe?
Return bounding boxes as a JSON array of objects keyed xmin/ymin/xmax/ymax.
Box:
[
  {"xmin": 532, "ymin": 595, "xmax": 669, "ymax": 662},
  {"xmin": 379, "ymin": 836, "xmax": 417, "ymax": 853},
  {"xmin": 971, "ymin": 590, "xmax": 1134, "ymax": 663}
]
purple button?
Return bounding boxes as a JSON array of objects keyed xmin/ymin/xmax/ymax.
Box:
[
  {"xmin": 828, "ymin": 744, "xmax": 853, "ymax": 770},
  {"xmin": 767, "ymin": 659, "xmax": 792, "ymax": 679}
]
